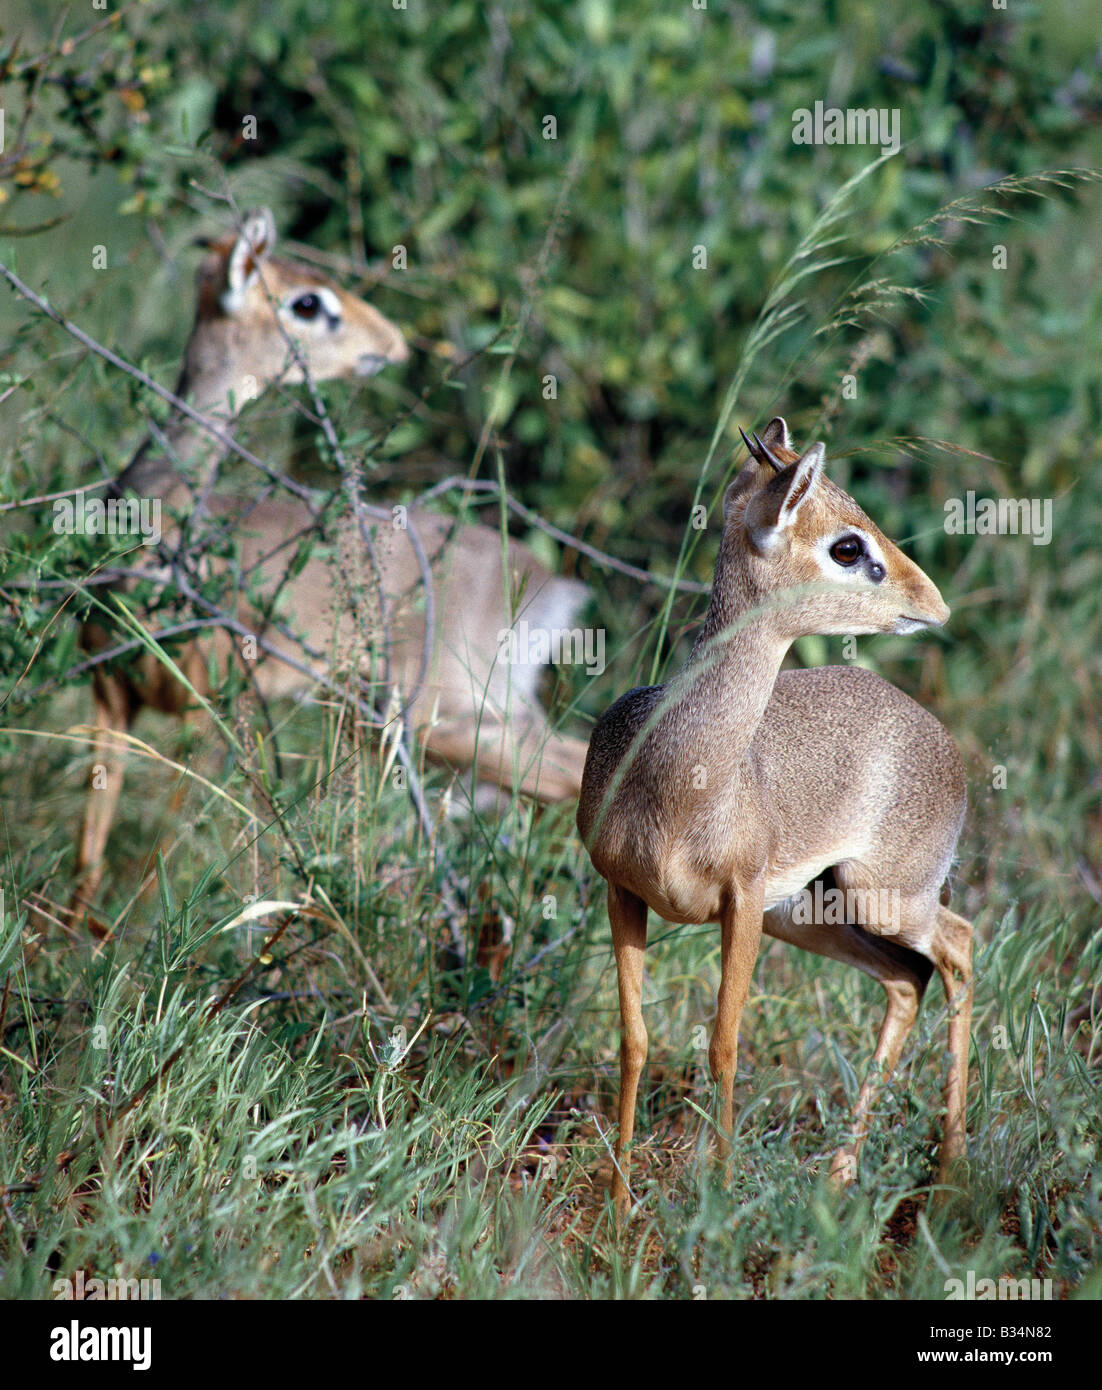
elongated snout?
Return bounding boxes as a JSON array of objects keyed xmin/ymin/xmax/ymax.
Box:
[{"xmin": 894, "ymin": 554, "xmax": 950, "ymax": 632}]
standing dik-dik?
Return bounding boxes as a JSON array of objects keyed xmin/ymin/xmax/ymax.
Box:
[
  {"xmin": 70, "ymin": 209, "xmax": 589, "ymax": 922},
  {"xmin": 577, "ymin": 418, "xmax": 973, "ymax": 1216}
]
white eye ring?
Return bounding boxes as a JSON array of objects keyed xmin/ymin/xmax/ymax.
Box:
[
  {"xmin": 285, "ymin": 285, "xmax": 342, "ymax": 326},
  {"xmin": 816, "ymin": 528, "xmax": 887, "ymax": 582}
]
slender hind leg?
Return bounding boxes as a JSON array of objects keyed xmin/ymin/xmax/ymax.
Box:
[
  {"xmin": 764, "ymin": 882, "xmax": 974, "ymax": 1186},
  {"xmin": 424, "ymin": 715, "xmax": 589, "ymax": 803},
  {"xmin": 131, "ymin": 702, "xmax": 205, "ymax": 907},
  {"xmin": 931, "ymin": 905, "xmax": 973, "ymax": 1183},
  {"xmin": 762, "ymin": 898, "xmax": 934, "ymax": 1181},
  {"xmin": 69, "ymin": 671, "xmax": 133, "ymax": 930}
]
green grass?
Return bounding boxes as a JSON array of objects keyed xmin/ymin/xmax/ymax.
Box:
[{"xmin": 1, "ymin": 635, "xmax": 1099, "ymax": 1298}]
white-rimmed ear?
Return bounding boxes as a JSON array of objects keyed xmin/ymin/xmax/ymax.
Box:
[
  {"xmin": 759, "ymin": 416, "xmax": 791, "ymax": 455},
  {"xmin": 743, "ymin": 442, "xmax": 825, "ymax": 551},
  {"xmin": 222, "ymin": 208, "xmax": 277, "ymax": 313}
]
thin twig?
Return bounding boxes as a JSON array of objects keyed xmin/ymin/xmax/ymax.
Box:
[
  {"xmin": 0, "ymin": 259, "xmax": 318, "ymax": 506},
  {"xmin": 9, "ymin": 1, "xmax": 146, "ymax": 77},
  {"xmin": 413, "ymin": 476, "xmax": 708, "ymax": 594}
]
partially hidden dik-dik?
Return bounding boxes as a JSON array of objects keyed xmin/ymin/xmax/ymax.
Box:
[
  {"xmin": 71, "ymin": 209, "xmax": 589, "ymax": 923},
  {"xmin": 577, "ymin": 418, "xmax": 973, "ymax": 1216}
]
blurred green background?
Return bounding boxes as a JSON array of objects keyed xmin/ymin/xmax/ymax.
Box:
[{"xmin": 4, "ymin": 0, "xmax": 1101, "ymax": 709}]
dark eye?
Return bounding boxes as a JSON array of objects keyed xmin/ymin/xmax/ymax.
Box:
[
  {"xmin": 291, "ymin": 292, "xmax": 321, "ymax": 320},
  {"xmin": 830, "ymin": 536, "xmax": 863, "ymax": 566}
]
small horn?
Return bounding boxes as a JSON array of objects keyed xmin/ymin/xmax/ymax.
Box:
[
  {"xmin": 752, "ymin": 430, "xmax": 785, "ymax": 473},
  {"xmin": 739, "ymin": 425, "xmax": 785, "ymax": 473}
]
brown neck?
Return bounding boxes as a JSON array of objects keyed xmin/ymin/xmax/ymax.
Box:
[
  {"xmin": 660, "ymin": 542, "xmax": 791, "ymax": 774},
  {"xmin": 111, "ymin": 355, "xmax": 236, "ymax": 503}
]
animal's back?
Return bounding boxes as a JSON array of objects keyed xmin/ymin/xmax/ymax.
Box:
[{"xmin": 147, "ymin": 498, "xmax": 589, "ymax": 723}]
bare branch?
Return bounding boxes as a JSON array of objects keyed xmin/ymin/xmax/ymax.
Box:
[
  {"xmin": 0, "ymin": 258, "xmax": 319, "ymax": 507},
  {"xmin": 413, "ymin": 476, "xmax": 709, "ymax": 594}
]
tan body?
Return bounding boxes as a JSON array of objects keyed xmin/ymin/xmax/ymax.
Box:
[
  {"xmin": 71, "ymin": 210, "xmax": 588, "ymax": 921},
  {"xmin": 578, "ymin": 418, "xmax": 973, "ymax": 1216},
  {"xmin": 590, "ymin": 666, "xmax": 963, "ymax": 931}
]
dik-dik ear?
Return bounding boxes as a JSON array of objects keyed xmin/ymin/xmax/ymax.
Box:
[
  {"xmin": 743, "ymin": 442, "xmax": 825, "ymax": 551},
  {"xmin": 221, "ymin": 208, "xmax": 277, "ymax": 313},
  {"xmin": 723, "ymin": 463, "xmax": 762, "ymax": 520},
  {"xmin": 726, "ymin": 416, "xmax": 796, "ymax": 519},
  {"xmin": 758, "ymin": 416, "xmax": 792, "ymax": 458}
]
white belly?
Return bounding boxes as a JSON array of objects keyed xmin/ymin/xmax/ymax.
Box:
[{"xmin": 763, "ymin": 859, "xmax": 835, "ymax": 910}]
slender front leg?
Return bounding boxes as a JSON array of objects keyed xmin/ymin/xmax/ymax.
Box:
[
  {"xmin": 709, "ymin": 882, "xmax": 765, "ymax": 1156},
  {"xmin": 608, "ymin": 883, "xmax": 648, "ymax": 1221}
]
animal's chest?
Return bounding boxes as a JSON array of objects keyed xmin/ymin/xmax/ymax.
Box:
[
  {"xmin": 645, "ymin": 875, "xmax": 726, "ymax": 926},
  {"xmin": 632, "ymin": 798, "xmax": 755, "ymax": 924},
  {"xmin": 609, "ymin": 780, "xmax": 847, "ymax": 926}
]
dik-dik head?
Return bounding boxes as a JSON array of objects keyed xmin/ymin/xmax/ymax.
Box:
[
  {"xmin": 721, "ymin": 417, "xmax": 949, "ymax": 638},
  {"xmin": 185, "ymin": 207, "xmax": 410, "ymax": 414}
]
